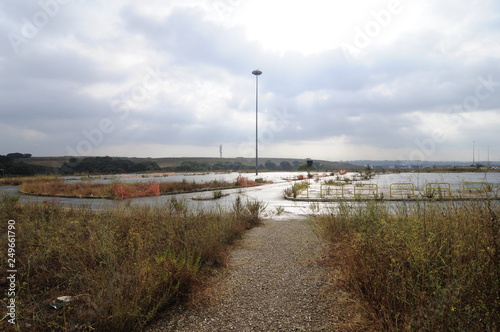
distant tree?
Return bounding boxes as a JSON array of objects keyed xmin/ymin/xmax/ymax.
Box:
[
  {"xmin": 60, "ymin": 156, "xmax": 160, "ymax": 174},
  {"xmin": 212, "ymin": 162, "xmax": 226, "ymax": 171},
  {"xmin": 280, "ymin": 161, "xmax": 293, "ymax": 171},
  {"xmin": 7, "ymin": 153, "xmax": 28, "ymax": 159},
  {"xmin": 265, "ymin": 160, "xmax": 277, "ymax": 170},
  {"xmin": 227, "ymin": 162, "xmax": 245, "ymax": 170},
  {"xmin": 298, "ymin": 162, "xmax": 316, "ymax": 171},
  {"xmin": 177, "ymin": 161, "xmax": 210, "ymax": 172}
]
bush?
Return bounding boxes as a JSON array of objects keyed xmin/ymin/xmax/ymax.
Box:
[{"xmin": 283, "ymin": 181, "xmax": 310, "ymax": 198}]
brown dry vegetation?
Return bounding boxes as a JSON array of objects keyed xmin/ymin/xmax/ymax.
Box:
[
  {"xmin": 17, "ymin": 177, "xmax": 260, "ymax": 199},
  {"xmin": 158, "ymin": 179, "xmax": 237, "ymax": 194},
  {"xmin": 0, "ymin": 196, "xmax": 265, "ymax": 331},
  {"xmin": 20, "ymin": 177, "xmax": 115, "ymax": 197},
  {"xmin": 312, "ymin": 200, "xmax": 500, "ymax": 331}
]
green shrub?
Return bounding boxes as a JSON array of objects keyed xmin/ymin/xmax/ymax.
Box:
[{"xmin": 283, "ymin": 181, "xmax": 310, "ymax": 198}]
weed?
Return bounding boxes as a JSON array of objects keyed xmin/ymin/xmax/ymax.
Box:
[
  {"xmin": 17, "ymin": 177, "xmax": 242, "ymax": 199},
  {"xmin": 311, "ymin": 200, "xmax": 500, "ymax": 331},
  {"xmin": 0, "ymin": 196, "xmax": 265, "ymax": 331},
  {"xmin": 212, "ymin": 190, "xmax": 223, "ymax": 199},
  {"xmin": 275, "ymin": 206, "xmax": 285, "ymax": 216},
  {"xmin": 283, "ymin": 181, "xmax": 310, "ymax": 198}
]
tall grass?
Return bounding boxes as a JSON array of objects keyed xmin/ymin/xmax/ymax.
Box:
[
  {"xmin": 0, "ymin": 196, "xmax": 265, "ymax": 331},
  {"xmin": 18, "ymin": 177, "xmax": 244, "ymax": 198},
  {"xmin": 283, "ymin": 180, "xmax": 310, "ymax": 198},
  {"xmin": 159, "ymin": 179, "xmax": 236, "ymax": 193},
  {"xmin": 311, "ymin": 200, "xmax": 499, "ymax": 331},
  {"xmin": 0, "ymin": 175, "xmax": 57, "ymax": 187},
  {"xmin": 20, "ymin": 177, "xmax": 115, "ymax": 197}
]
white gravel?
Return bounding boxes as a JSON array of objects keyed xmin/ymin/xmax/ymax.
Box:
[{"xmin": 145, "ymin": 216, "xmax": 341, "ymax": 331}]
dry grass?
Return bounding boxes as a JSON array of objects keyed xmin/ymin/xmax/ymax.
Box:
[
  {"xmin": 17, "ymin": 177, "xmax": 259, "ymax": 199},
  {"xmin": 1, "ymin": 175, "xmax": 55, "ymax": 186},
  {"xmin": 311, "ymin": 200, "xmax": 500, "ymax": 331},
  {"xmin": 159, "ymin": 179, "xmax": 236, "ymax": 193},
  {"xmin": 20, "ymin": 177, "xmax": 115, "ymax": 197},
  {"xmin": 0, "ymin": 196, "xmax": 265, "ymax": 331}
]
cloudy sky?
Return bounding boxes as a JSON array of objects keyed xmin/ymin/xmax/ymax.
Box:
[{"xmin": 1, "ymin": 0, "xmax": 499, "ymax": 162}]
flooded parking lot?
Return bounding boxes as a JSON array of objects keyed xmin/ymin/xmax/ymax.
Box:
[{"xmin": 2, "ymin": 171, "xmax": 500, "ymax": 217}]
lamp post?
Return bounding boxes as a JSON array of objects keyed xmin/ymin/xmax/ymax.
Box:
[{"xmin": 252, "ymin": 69, "xmax": 262, "ymax": 175}]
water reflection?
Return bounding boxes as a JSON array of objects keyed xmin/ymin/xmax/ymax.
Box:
[{"xmin": 2, "ymin": 172, "xmax": 500, "ymax": 217}]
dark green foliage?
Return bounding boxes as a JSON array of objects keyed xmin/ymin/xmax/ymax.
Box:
[{"xmin": 61, "ymin": 156, "xmax": 161, "ymax": 175}]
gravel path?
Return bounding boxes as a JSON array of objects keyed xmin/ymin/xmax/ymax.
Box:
[{"xmin": 145, "ymin": 217, "xmax": 340, "ymax": 331}]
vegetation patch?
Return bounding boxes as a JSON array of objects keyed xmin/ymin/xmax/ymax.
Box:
[
  {"xmin": 311, "ymin": 200, "xmax": 500, "ymax": 331},
  {"xmin": 283, "ymin": 180, "xmax": 310, "ymax": 198},
  {"xmin": 20, "ymin": 177, "xmax": 115, "ymax": 198},
  {"xmin": 17, "ymin": 177, "xmax": 268, "ymax": 199},
  {"xmin": 0, "ymin": 196, "xmax": 266, "ymax": 331},
  {"xmin": 159, "ymin": 179, "xmax": 237, "ymax": 194}
]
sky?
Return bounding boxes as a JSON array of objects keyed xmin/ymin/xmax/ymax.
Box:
[{"xmin": 1, "ymin": 0, "xmax": 500, "ymax": 162}]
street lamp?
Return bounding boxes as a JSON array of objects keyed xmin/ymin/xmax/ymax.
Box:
[{"xmin": 252, "ymin": 69, "xmax": 262, "ymax": 175}]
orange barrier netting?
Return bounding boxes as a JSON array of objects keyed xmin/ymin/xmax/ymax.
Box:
[{"xmin": 113, "ymin": 182, "xmax": 160, "ymax": 199}]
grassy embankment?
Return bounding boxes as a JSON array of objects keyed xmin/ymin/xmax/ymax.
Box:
[
  {"xmin": 0, "ymin": 196, "xmax": 266, "ymax": 331},
  {"xmin": 311, "ymin": 200, "xmax": 499, "ymax": 331},
  {"xmin": 15, "ymin": 176, "xmax": 259, "ymax": 199}
]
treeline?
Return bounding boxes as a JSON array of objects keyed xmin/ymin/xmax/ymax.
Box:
[
  {"xmin": 171, "ymin": 160, "xmax": 322, "ymax": 172},
  {"xmin": 61, "ymin": 157, "xmax": 161, "ymax": 175},
  {"xmin": 1, "ymin": 153, "xmax": 331, "ymax": 177},
  {"xmin": 62, "ymin": 158, "xmax": 323, "ymax": 174},
  {"xmin": 0, "ymin": 154, "xmax": 162, "ymax": 176},
  {"xmin": 0, "ymin": 153, "xmax": 50, "ymax": 176}
]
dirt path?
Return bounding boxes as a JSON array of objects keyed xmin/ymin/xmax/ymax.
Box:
[{"xmin": 145, "ymin": 217, "xmax": 342, "ymax": 331}]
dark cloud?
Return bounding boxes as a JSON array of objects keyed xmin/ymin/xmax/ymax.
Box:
[{"xmin": 0, "ymin": 1, "xmax": 499, "ymax": 160}]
